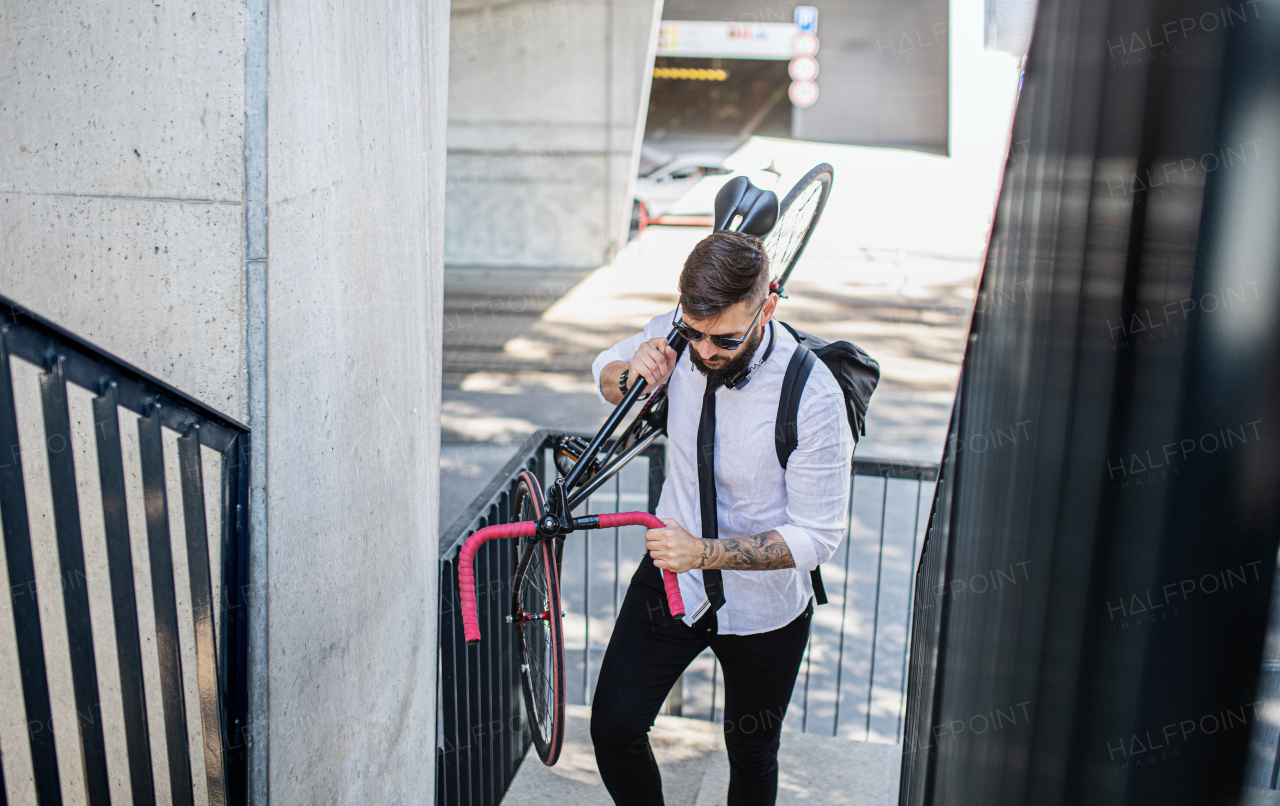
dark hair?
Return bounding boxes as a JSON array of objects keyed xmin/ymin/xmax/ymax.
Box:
[{"xmin": 678, "ymin": 231, "xmax": 771, "ymax": 320}]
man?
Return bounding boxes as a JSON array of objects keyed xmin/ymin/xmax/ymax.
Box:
[{"xmin": 589, "ymin": 230, "xmax": 854, "ymax": 806}]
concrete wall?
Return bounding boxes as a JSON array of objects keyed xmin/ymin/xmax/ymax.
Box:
[
  {"xmin": 790, "ymin": 0, "xmax": 950, "ymax": 153},
  {"xmin": 1, "ymin": 2, "xmax": 249, "ymax": 420},
  {"xmin": 445, "ymin": 0, "xmax": 662, "ymax": 269},
  {"xmin": 657, "ymin": 0, "xmax": 950, "ymax": 154},
  {"xmin": 262, "ymin": 0, "xmax": 446, "ymax": 802},
  {"xmin": 1, "ymin": 0, "xmax": 448, "ymax": 802}
]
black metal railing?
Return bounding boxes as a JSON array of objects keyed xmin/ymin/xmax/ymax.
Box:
[
  {"xmin": 559, "ymin": 455, "xmax": 938, "ymax": 741},
  {"xmin": 803, "ymin": 457, "xmax": 937, "ymax": 742},
  {"xmin": 0, "ymin": 296, "xmax": 249, "ymax": 806},
  {"xmin": 899, "ymin": 423, "xmax": 954, "ymax": 805},
  {"xmin": 435, "ymin": 430, "xmax": 665, "ymax": 806},
  {"xmin": 436, "ymin": 433, "xmax": 939, "ymax": 806}
]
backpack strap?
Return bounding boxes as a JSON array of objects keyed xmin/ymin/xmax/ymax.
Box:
[
  {"xmin": 810, "ymin": 569, "xmax": 828, "ymax": 606},
  {"xmin": 775, "ymin": 344, "xmax": 828, "ymax": 605},
  {"xmin": 775, "ymin": 344, "xmax": 817, "ymax": 469}
]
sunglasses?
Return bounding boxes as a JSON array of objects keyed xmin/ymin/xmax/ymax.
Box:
[{"xmin": 673, "ymin": 299, "xmax": 766, "ymax": 350}]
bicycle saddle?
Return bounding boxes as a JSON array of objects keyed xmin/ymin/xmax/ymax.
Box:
[{"xmin": 713, "ymin": 175, "xmax": 779, "ymax": 237}]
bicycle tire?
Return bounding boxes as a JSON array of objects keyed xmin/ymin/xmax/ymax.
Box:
[
  {"xmin": 511, "ymin": 475, "xmax": 566, "ymax": 766},
  {"xmin": 765, "ymin": 163, "xmax": 833, "ymax": 296},
  {"xmin": 510, "ymin": 471, "xmax": 548, "ymax": 636}
]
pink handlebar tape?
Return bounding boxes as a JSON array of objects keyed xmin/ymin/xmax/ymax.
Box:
[
  {"xmin": 596, "ymin": 512, "xmax": 686, "ymax": 620},
  {"xmin": 458, "ymin": 520, "xmax": 537, "ymax": 644},
  {"xmin": 457, "ymin": 512, "xmax": 685, "ymax": 644}
]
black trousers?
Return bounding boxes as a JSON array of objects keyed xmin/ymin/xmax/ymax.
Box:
[{"xmin": 591, "ymin": 556, "xmax": 812, "ymax": 806}]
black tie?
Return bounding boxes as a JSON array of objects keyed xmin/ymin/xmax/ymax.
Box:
[{"xmin": 698, "ymin": 380, "xmax": 727, "ymax": 612}]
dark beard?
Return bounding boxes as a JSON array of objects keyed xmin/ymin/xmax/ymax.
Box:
[{"xmin": 689, "ymin": 324, "xmax": 763, "ymax": 387}]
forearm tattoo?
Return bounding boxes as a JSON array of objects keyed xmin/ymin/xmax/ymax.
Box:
[{"xmin": 698, "ymin": 531, "xmax": 795, "ymax": 571}]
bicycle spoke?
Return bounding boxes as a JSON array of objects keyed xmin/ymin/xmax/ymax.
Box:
[
  {"xmin": 766, "ymin": 183, "xmax": 821, "ymax": 275},
  {"xmin": 761, "ymin": 166, "xmax": 832, "ymax": 294},
  {"xmin": 512, "ymin": 472, "xmax": 564, "ymax": 764},
  {"xmin": 519, "ymin": 540, "xmax": 558, "ymax": 742}
]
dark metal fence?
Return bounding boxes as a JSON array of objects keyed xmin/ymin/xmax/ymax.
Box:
[
  {"xmin": 435, "ymin": 430, "xmax": 666, "ymax": 806},
  {"xmin": 896, "ymin": 0, "xmax": 1280, "ymax": 802},
  {"xmin": 899, "ymin": 407, "xmax": 955, "ymax": 806},
  {"xmin": 0, "ymin": 296, "xmax": 249, "ymax": 805},
  {"xmin": 436, "ymin": 431, "xmax": 937, "ymax": 806},
  {"xmin": 560, "ymin": 455, "xmax": 937, "ymax": 742}
]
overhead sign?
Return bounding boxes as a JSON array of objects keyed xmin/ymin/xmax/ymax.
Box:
[
  {"xmin": 794, "ymin": 6, "xmax": 819, "ymax": 34},
  {"xmin": 792, "ymin": 33, "xmax": 819, "ymax": 57},
  {"xmin": 789, "ymin": 80, "xmax": 819, "ymax": 108},
  {"xmin": 657, "ymin": 21, "xmax": 798, "ymax": 60},
  {"xmin": 788, "ymin": 56, "xmax": 819, "ymax": 81}
]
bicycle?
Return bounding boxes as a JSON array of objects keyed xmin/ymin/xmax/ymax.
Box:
[{"xmin": 457, "ymin": 163, "xmax": 834, "ymax": 766}]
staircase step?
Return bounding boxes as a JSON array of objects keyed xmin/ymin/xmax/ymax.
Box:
[{"xmin": 500, "ymin": 705, "xmax": 901, "ymax": 806}]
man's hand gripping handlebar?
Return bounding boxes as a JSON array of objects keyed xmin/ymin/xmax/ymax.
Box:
[{"xmin": 457, "ymin": 511, "xmax": 686, "ymax": 644}]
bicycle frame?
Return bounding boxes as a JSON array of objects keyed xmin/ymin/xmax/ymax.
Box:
[
  {"xmin": 556, "ymin": 326, "xmax": 687, "ymax": 513},
  {"xmin": 457, "ymin": 327, "xmax": 691, "ymax": 646}
]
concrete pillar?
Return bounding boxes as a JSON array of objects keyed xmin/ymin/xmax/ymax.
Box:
[
  {"xmin": 1, "ymin": 0, "xmax": 448, "ymax": 802},
  {"xmin": 445, "ymin": 0, "xmax": 663, "ymax": 270},
  {"xmin": 260, "ymin": 0, "xmax": 446, "ymax": 802}
]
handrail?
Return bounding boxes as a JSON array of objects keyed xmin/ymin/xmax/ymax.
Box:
[
  {"xmin": 0, "ymin": 293, "xmax": 250, "ymax": 805},
  {"xmin": 1, "ymin": 294, "xmax": 247, "ymax": 444},
  {"xmin": 852, "ymin": 456, "xmax": 940, "ymax": 481}
]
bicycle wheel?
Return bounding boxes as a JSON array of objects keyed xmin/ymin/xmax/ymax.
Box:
[
  {"xmin": 511, "ymin": 470, "xmax": 546, "ymax": 531},
  {"xmin": 511, "ymin": 468, "xmax": 558, "ymax": 569},
  {"xmin": 764, "ymin": 163, "xmax": 833, "ymax": 296},
  {"xmin": 511, "ymin": 476, "xmax": 566, "ymax": 766}
]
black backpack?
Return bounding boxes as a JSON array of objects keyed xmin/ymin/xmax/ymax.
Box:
[{"xmin": 773, "ymin": 321, "xmax": 881, "ymax": 603}]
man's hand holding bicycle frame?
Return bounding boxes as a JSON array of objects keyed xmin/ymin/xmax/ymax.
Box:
[
  {"xmin": 611, "ymin": 294, "xmax": 799, "ymax": 574},
  {"xmin": 600, "ymin": 338, "xmax": 678, "ymax": 406}
]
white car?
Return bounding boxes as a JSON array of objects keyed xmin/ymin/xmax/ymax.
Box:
[
  {"xmin": 664, "ymin": 163, "xmax": 783, "ymax": 218},
  {"xmin": 633, "ymin": 153, "xmax": 733, "ymax": 219}
]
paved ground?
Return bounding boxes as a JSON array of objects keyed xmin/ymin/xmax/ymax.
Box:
[{"xmin": 500, "ymin": 706, "xmax": 902, "ymax": 806}]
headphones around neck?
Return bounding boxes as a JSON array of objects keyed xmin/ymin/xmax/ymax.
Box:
[{"xmin": 723, "ymin": 320, "xmax": 776, "ymax": 390}]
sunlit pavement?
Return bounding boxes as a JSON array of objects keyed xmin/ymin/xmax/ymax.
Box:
[{"xmin": 498, "ymin": 706, "xmax": 901, "ymax": 806}]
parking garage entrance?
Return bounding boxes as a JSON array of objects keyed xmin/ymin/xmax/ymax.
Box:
[{"xmin": 645, "ymin": 56, "xmax": 792, "ymax": 151}]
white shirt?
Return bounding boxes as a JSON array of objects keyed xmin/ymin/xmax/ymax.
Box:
[{"xmin": 592, "ymin": 310, "xmax": 855, "ymax": 635}]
